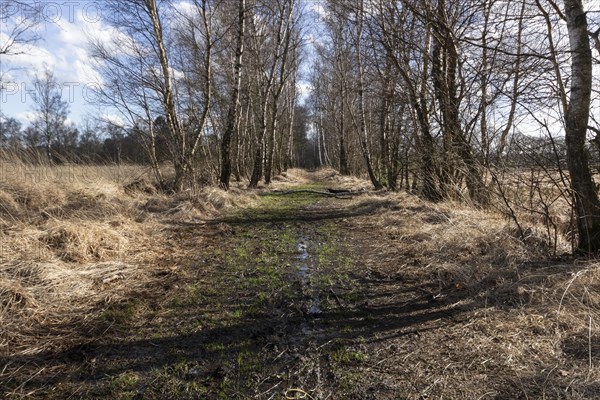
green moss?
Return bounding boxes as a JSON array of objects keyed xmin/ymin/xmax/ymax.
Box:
[
  {"xmin": 110, "ymin": 371, "xmax": 140, "ymax": 391},
  {"xmin": 145, "ymin": 362, "xmax": 208, "ymax": 398},
  {"xmin": 330, "ymin": 347, "xmax": 367, "ymax": 363},
  {"xmin": 101, "ymin": 301, "xmax": 136, "ymax": 326},
  {"xmin": 206, "ymin": 342, "xmax": 226, "ymax": 352}
]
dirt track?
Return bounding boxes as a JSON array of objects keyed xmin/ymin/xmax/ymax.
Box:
[{"xmin": 3, "ymin": 172, "xmax": 600, "ymax": 399}]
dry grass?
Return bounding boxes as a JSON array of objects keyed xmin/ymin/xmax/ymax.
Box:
[
  {"xmin": 268, "ymin": 168, "xmax": 373, "ymax": 191},
  {"xmin": 336, "ymin": 182, "xmax": 600, "ymax": 398},
  {"xmin": 3, "ymin": 163, "xmax": 600, "ymax": 398},
  {"xmin": 312, "ymin": 167, "xmax": 374, "ymax": 191},
  {"xmin": 0, "ymin": 159, "xmax": 257, "ymax": 365},
  {"xmin": 488, "ymin": 167, "xmax": 575, "ymax": 252},
  {"xmin": 0, "ymin": 162, "xmax": 156, "ymax": 361}
]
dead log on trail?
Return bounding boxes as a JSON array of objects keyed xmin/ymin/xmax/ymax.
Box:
[
  {"xmin": 327, "ymin": 188, "xmax": 355, "ymax": 194},
  {"xmin": 270, "ymin": 188, "xmax": 366, "ymax": 198}
]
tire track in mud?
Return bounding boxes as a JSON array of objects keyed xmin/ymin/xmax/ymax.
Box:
[{"xmin": 1, "ymin": 184, "xmax": 369, "ymax": 399}]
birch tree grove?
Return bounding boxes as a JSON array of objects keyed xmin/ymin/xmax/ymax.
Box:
[
  {"xmin": 89, "ymin": 0, "xmax": 600, "ymax": 252},
  {"xmin": 248, "ymin": 0, "xmax": 300, "ymax": 188},
  {"xmin": 93, "ymin": 0, "xmax": 302, "ymax": 191},
  {"xmin": 305, "ymin": 0, "xmax": 600, "ymax": 252},
  {"xmin": 92, "ymin": 0, "xmax": 216, "ymax": 190}
]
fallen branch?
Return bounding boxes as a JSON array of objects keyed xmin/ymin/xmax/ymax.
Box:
[
  {"xmin": 326, "ymin": 188, "xmax": 355, "ymax": 194},
  {"xmin": 271, "ymin": 189, "xmax": 366, "ymax": 199},
  {"xmin": 329, "ymin": 288, "xmax": 345, "ymax": 308}
]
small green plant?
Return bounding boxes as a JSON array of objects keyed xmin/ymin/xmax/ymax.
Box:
[
  {"xmin": 146, "ymin": 363, "xmax": 208, "ymax": 398},
  {"xmin": 101, "ymin": 302, "xmax": 136, "ymax": 325},
  {"xmin": 206, "ymin": 342, "xmax": 226, "ymax": 352},
  {"xmin": 105, "ymin": 371, "xmax": 140, "ymax": 397},
  {"xmin": 331, "ymin": 347, "xmax": 367, "ymax": 363}
]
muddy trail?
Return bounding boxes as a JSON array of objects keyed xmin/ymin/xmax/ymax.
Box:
[
  {"xmin": 2, "ymin": 180, "xmax": 385, "ymax": 399},
  {"xmin": 3, "ymin": 173, "xmax": 600, "ymax": 399}
]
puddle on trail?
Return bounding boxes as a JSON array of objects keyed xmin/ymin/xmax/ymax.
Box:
[{"xmin": 296, "ymin": 239, "xmax": 322, "ymax": 317}]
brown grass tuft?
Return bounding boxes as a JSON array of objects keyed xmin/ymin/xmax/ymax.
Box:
[
  {"xmin": 0, "ymin": 189, "xmax": 21, "ymax": 218},
  {"xmin": 314, "ymin": 167, "xmax": 374, "ymax": 190},
  {"xmin": 40, "ymin": 222, "xmax": 127, "ymax": 263},
  {"xmin": 0, "ymin": 160, "xmax": 261, "ymax": 365},
  {"xmin": 0, "ymin": 279, "xmax": 37, "ymax": 311},
  {"xmin": 124, "ymin": 177, "xmax": 158, "ymax": 195},
  {"xmin": 338, "ymin": 183, "xmax": 600, "ymax": 398}
]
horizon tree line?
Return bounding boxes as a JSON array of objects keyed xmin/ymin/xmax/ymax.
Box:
[{"xmin": 3, "ymin": 0, "xmax": 600, "ymax": 253}]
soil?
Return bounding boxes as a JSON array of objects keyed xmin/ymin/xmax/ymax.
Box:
[{"xmin": 2, "ymin": 173, "xmax": 599, "ymax": 399}]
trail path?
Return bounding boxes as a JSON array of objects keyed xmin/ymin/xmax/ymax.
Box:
[{"xmin": 4, "ymin": 172, "xmax": 598, "ymax": 399}]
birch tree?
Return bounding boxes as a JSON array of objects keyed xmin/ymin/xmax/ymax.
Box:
[
  {"xmin": 93, "ymin": 0, "xmax": 215, "ymax": 191},
  {"xmin": 219, "ymin": 0, "xmax": 246, "ymax": 189},
  {"xmin": 563, "ymin": 0, "xmax": 600, "ymax": 252},
  {"xmin": 31, "ymin": 69, "xmax": 69, "ymax": 163}
]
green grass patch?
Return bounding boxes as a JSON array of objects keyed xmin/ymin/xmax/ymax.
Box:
[{"xmin": 100, "ymin": 301, "xmax": 137, "ymax": 326}]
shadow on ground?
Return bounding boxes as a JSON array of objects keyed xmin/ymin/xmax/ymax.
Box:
[{"xmin": 1, "ymin": 191, "xmax": 594, "ymax": 399}]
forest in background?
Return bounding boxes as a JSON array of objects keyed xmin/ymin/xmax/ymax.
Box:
[
  {"xmin": 4, "ymin": 1, "xmax": 600, "ymax": 398},
  {"xmin": 2, "ymin": 0, "xmax": 600, "ymax": 252}
]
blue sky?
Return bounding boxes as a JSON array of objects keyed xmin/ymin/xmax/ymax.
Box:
[
  {"xmin": 0, "ymin": 1, "xmax": 112, "ymax": 127},
  {"xmin": 0, "ymin": 0, "xmax": 323, "ymax": 129}
]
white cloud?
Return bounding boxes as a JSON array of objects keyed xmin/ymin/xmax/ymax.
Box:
[
  {"xmin": 101, "ymin": 113, "xmax": 125, "ymax": 127},
  {"xmin": 297, "ymin": 82, "xmax": 311, "ymax": 100},
  {"xmin": 0, "ymin": 3, "xmax": 118, "ymax": 125},
  {"xmin": 306, "ymin": 1, "xmax": 328, "ymax": 19},
  {"xmin": 172, "ymin": 1, "xmax": 196, "ymax": 18},
  {"xmin": 15, "ymin": 111, "xmax": 38, "ymax": 125}
]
